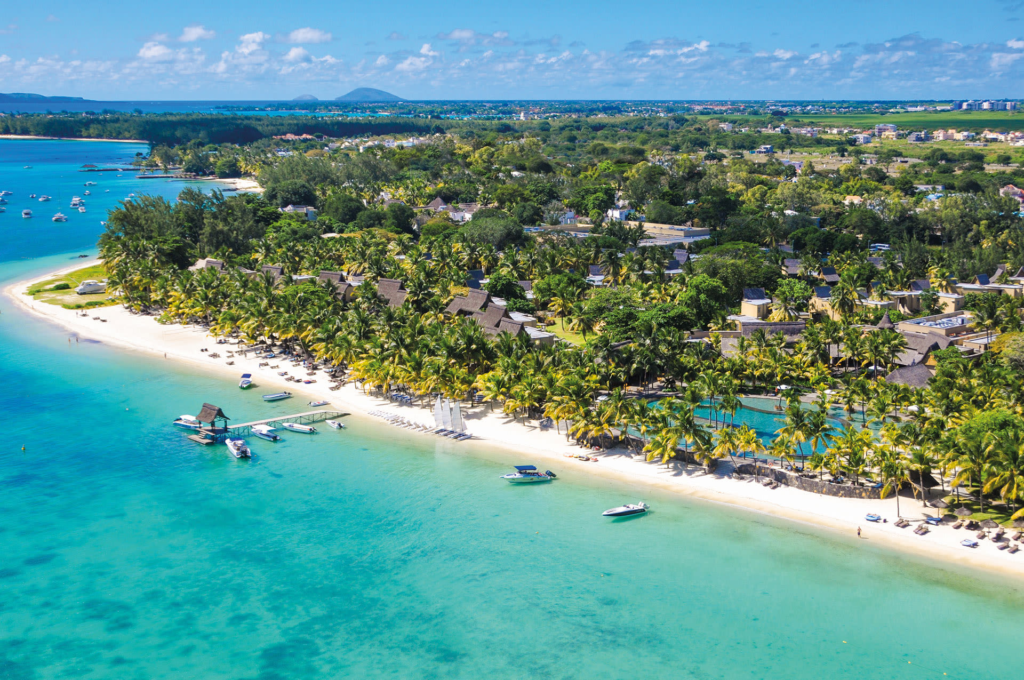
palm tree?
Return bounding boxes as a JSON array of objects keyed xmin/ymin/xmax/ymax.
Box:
[{"xmin": 877, "ymin": 449, "xmax": 910, "ymax": 518}]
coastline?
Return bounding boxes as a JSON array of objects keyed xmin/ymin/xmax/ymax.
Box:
[
  {"xmin": 0, "ymin": 134, "xmax": 151, "ymax": 143},
  {"xmin": 7, "ymin": 263, "xmax": 1024, "ymax": 581}
]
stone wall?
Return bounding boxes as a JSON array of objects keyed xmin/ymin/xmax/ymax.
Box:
[{"xmin": 736, "ymin": 464, "xmax": 883, "ymax": 499}]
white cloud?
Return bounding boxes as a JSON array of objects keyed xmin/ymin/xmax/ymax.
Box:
[
  {"xmin": 420, "ymin": 43, "xmax": 440, "ymax": 57},
  {"xmin": 375, "ymin": 54, "xmax": 389, "ymax": 66},
  {"xmin": 387, "ymin": 32, "xmax": 407, "ymax": 41},
  {"xmin": 283, "ymin": 47, "xmax": 310, "ymax": 63},
  {"xmin": 773, "ymin": 49, "xmax": 798, "ymax": 60},
  {"xmin": 237, "ymin": 32, "xmax": 270, "ymax": 55},
  {"xmin": 284, "ymin": 27, "xmax": 332, "ymax": 44},
  {"xmin": 179, "ymin": 24, "xmax": 215, "ymax": 42},
  {"xmin": 991, "ymin": 52, "xmax": 1024, "ymax": 70},
  {"xmin": 0, "ymin": 54, "xmax": 10, "ymax": 64},
  {"xmin": 138, "ymin": 42, "xmax": 173, "ymax": 60},
  {"xmin": 1008, "ymin": 39, "xmax": 1024, "ymax": 49}
]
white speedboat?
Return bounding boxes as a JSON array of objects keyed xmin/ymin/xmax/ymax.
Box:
[
  {"xmin": 76, "ymin": 280, "xmax": 106, "ymax": 295},
  {"xmin": 501, "ymin": 465, "xmax": 556, "ymax": 483},
  {"xmin": 602, "ymin": 502, "xmax": 649, "ymax": 517},
  {"xmin": 262, "ymin": 392, "xmax": 292, "ymax": 401},
  {"xmin": 309, "ymin": 400, "xmax": 329, "ymax": 407},
  {"xmin": 78, "ymin": 207, "xmax": 86, "ymax": 213},
  {"xmin": 173, "ymin": 415, "xmax": 201, "ymax": 430},
  {"xmin": 52, "ymin": 212, "xmax": 68, "ymax": 223},
  {"xmin": 39, "ymin": 195, "xmax": 51, "ymax": 202},
  {"xmin": 326, "ymin": 419, "xmax": 345, "ymax": 430},
  {"xmin": 84, "ymin": 190, "xmax": 91, "ymax": 195},
  {"xmin": 225, "ymin": 438, "xmax": 251, "ymax": 458},
  {"xmin": 252, "ymin": 425, "xmax": 281, "ymax": 442},
  {"xmin": 282, "ymin": 422, "xmax": 317, "ymax": 434},
  {"xmin": 70, "ymin": 197, "xmax": 82, "ymax": 207},
  {"xmin": 239, "ymin": 373, "xmax": 253, "ymax": 389},
  {"xmin": 29, "ymin": 194, "xmax": 36, "ymax": 198},
  {"xmin": 22, "ymin": 209, "xmax": 32, "ymax": 218}
]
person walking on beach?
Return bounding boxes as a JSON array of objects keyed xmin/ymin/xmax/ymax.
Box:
[{"xmin": 857, "ymin": 526, "xmax": 861, "ymax": 538}]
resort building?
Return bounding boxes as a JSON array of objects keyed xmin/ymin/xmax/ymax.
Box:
[
  {"xmin": 317, "ymin": 270, "xmax": 355, "ymax": 301},
  {"xmin": 739, "ymin": 288, "xmax": 772, "ymax": 320},
  {"xmin": 375, "ymin": 278, "xmax": 409, "ymax": 308}
]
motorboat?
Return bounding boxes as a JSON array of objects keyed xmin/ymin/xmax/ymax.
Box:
[
  {"xmin": 225, "ymin": 438, "xmax": 251, "ymax": 459},
  {"xmin": 84, "ymin": 181, "xmax": 97, "ymax": 186},
  {"xmin": 52, "ymin": 212, "xmax": 68, "ymax": 223},
  {"xmin": 70, "ymin": 197, "xmax": 82, "ymax": 207},
  {"xmin": 961, "ymin": 538, "xmax": 979, "ymax": 548},
  {"xmin": 603, "ymin": 502, "xmax": 649, "ymax": 518},
  {"xmin": 22, "ymin": 209, "xmax": 32, "ymax": 218},
  {"xmin": 0, "ymin": 190, "xmax": 10, "ymax": 196},
  {"xmin": 239, "ymin": 373, "xmax": 253, "ymax": 389},
  {"xmin": 75, "ymin": 280, "xmax": 106, "ymax": 295},
  {"xmin": 84, "ymin": 190, "xmax": 91, "ymax": 195},
  {"xmin": 308, "ymin": 400, "xmax": 329, "ymax": 407},
  {"xmin": 39, "ymin": 195, "xmax": 51, "ymax": 202},
  {"xmin": 78, "ymin": 207, "xmax": 87, "ymax": 213},
  {"xmin": 501, "ymin": 465, "xmax": 556, "ymax": 483},
  {"xmin": 282, "ymin": 422, "xmax": 317, "ymax": 434},
  {"xmin": 865, "ymin": 514, "xmax": 882, "ymax": 523},
  {"xmin": 252, "ymin": 425, "xmax": 281, "ymax": 442},
  {"xmin": 326, "ymin": 419, "xmax": 345, "ymax": 430},
  {"xmin": 262, "ymin": 392, "xmax": 292, "ymax": 401},
  {"xmin": 173, "ymin": 415, "xmax": 201, "ymax": 430}
]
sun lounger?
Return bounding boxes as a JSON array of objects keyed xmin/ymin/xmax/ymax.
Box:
[
  {"xmin": 1009, "ymin": 545, "xmax": 1020, "ymax": 554},
  {"xmin": 952, "ymin": 521, "xmax": 963, "ymax": 530},
  {"xmin": 998, "ymin": 543, "xmax": 1009, "ymax": 551},
  {"xmin": 976, "ymin": 531, "xmax": 986, "ymax": 539}
]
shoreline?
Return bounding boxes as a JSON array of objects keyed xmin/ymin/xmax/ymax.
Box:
[
  {"xmin": 0, "ymin": 135, "xmax": 151, "ymax": 144},
  {"xmin": 7, "ymin": 263, "xmax": 1024, "ymax": 581}
]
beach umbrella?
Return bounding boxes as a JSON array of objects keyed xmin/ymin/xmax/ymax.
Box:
[
  {"xmin": 980, "ymin": 519, "xmax": 1000, "ymax": 529},
  {"xmin": 1013, "ymin": 519, "xmax": 1024, "ymax": 528},
  {"xmin": 930, "ymin": 499, "xmax": 949, "ymax": 509},
  {"xmin": 954, "ymin": 507, "xmax": 973, "ymax": 517}
]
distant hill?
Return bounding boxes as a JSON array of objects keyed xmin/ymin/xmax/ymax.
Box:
[
  {"xmin": 335, "ymin": 88, "xmax": 404, "ymax": 102},
  {"xmin": 292, "ymin": 94, "xmax": 318, "ymax": 102},
  {"xmin": 0, "ymin": 92, "xmax": 89, "ymax": 102}
]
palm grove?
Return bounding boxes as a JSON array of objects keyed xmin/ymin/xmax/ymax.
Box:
[{"xmin": 99, "ymin": 118, "xmax": 1024, "ymax": 521}]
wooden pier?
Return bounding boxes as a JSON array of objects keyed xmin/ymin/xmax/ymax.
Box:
[{"xmin": 227, "ymin": 410, "xmax": 346, "ymax": 436}]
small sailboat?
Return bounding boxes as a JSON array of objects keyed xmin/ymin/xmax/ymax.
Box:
[
  {"xmin": 225, "ymin": 438, "xmax": 251, "ymax": 458},
  {"xmin": 239, "ymin": 373, "xmax": 253, "ymax": 389},
  {"xmin": 262, "ymin": 391, "xmax": 292, "ymax": 401},
  {"xmin": 602, "ymin": 502, "xmax": 648, "ymax": 518},
  {"xmin": 282, "ymin": 422, "xmax": 317, "ymax": 434},
  {"xmin": 252, "ymin": 425, "xmax": 281, "ymax": 442},
  {"xmin": 52, "ymin": 212, "xmax": 68, "ymax": 223},
  {"xmin": 501, "ymin": 466, "xmax": 556, "ymax": 483},
  {"xmin": 865, "ymin": 514, "xmax": 881, "ymax": 523},
  {"xmin": 326, "ymin": 419, "xmax": 345, "ymax": 430},
  {"xmin": 22, "ymin": 209, "xmax": 32, "ymax": 218},
  {"xmin": 308, "ymin": 400, "xmax": 329, "ymax": 407},
  {"xmin": 173, "ymin": 415, "xmax": 201, "ymax": 430}
]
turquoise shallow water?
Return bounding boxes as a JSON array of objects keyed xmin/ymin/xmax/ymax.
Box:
[{"xmin": 3, "ymin": 143, "xmax": 1024, "ymax": 679}]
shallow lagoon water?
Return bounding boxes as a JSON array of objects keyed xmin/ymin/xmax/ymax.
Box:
[{"xmin": 1, "ymin": 142, "xmax": 1024, "ymax": 679}]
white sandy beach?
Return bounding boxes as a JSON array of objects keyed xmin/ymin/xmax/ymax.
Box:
[
  {"xmin": 214, "ymin": 177, "xmax": 263, "ymax": 193},
  {"xmin": 7, "ymin": 262, "xmax": 1024, "ymax": 580}
]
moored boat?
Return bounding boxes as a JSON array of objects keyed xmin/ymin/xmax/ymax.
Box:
[
  {"xmin": 39, "ymin": 195, "xmax": 51, "ymax": 202},
  {"xmin": 501, "ymin": 465, "xmax": 556, "ymax": 483},
  {"xmin": 262, "ymin": 391, "xmax": 292, "ymax": 401},
  {"xmin": 865, "ymin": 513, "xmax": 882, "ymax": 523},
  {"xmin": 52, "ymin": 212, "xmax": 68, "ymax": 223},
  {"xmin": 225, "ymin": 438, "xmax": 251, "ymax": 458},
  {"xmin": 603, "ymin": 502, "xmax": 649, "ymax": 517},
  {"xmin": 309, "ymin": 400, "xmax": 329, "ymax": 407},
  {"xmin": 282, "ymin": 422, "xmax": 316, "ymax": 434},
  {"xmin": 252, "ymin": 425, "xmax": 281, "ymax": 442},
  {"xmin": 326, "ymin": 419, "xmax": 345, "ymax": 429},
  {"xmin": 239, "ymin": 373, "xmax": 253, "ymax": 389},
  {"xmin": 22, "ymin": 209, "xmax": 32, "ymax": 218},
  {"xmin": 173, "ymin": 415, "xmax": 201, "ymax": 430}
]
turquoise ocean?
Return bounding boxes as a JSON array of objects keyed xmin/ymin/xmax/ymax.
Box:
[{"xmin": 1, "ymin": 140, "xmax": 1024, "ymax": 679}]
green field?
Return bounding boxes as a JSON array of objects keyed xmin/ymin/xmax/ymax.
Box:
[
  {"xmin": 26, "ymin": 263, "xmax": 115, "ymax": 309},
  {"xmin": 775, "ymin": 111, "xmax": 1024, "ymax": 132}
]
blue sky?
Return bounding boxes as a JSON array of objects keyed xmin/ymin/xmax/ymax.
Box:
[{"xmin": 3, "ymin": 1, "xmax": 1024, "ymax": 100}]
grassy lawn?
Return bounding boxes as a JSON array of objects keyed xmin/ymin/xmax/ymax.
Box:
[
  {"xmin": 545, "ymin": 322, "xmax": 586, "ymax": 345},
  {"xmin": 940, "ymin": 496, "xmax": 1020, "ymax": 527},
  {"xmin": 25, "ymin": 264, "xmax": 116, "ymax": 309}
]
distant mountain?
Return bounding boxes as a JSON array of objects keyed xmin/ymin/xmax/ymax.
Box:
[
  {"xmin": 334, "ymin": 88, "xmax": 404, "ymax": 102},
  {"xmin": 0, "ymin": 92, "xmax": 90, "ymax": 102},
  {"xmin": 292, "ymin": 94, "xmax": 318, "ymax": 101}
]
